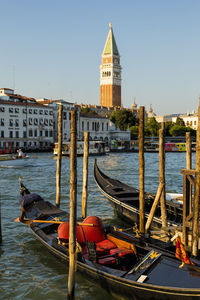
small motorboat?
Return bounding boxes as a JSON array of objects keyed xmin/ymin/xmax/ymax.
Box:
[
  {"xmin": 0, "ymin": 154, "xmax": 29, "ymax": 167},
  {"xmin": 16, "ymin": 181, "xmax": 200, "ymax": 300}
]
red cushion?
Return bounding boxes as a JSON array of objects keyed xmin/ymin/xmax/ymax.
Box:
[
  {"xmin": 57, "ymin": 222, "xmax": 86, "ymax": 245},
  {"xmin": 76, "ymin": 225, "xmax": 86, "ymax": 245},
  {"xmin": 110, "ymin": 247, "xmax": 134, "ymax": 257},
  {"xmin": 58, "ymin": 222, "xmax": 69, "ymax": 240},
  {"xmin": 82, "ymin": 216, "xmax": 105, "ymax": 243},
  {"xmin": 98, "ymin": 256, "xmax": 116, "ymax": 265},
  {"xmin": 96, "ymin": 239, "xmax": 116, "ymax": 254}
]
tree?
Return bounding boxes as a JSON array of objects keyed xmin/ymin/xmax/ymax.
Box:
[
  {"xmin": 110, "ymin": 109, "xmax": 137, "ymax": 130},
  {"xmin": 130, "ymin": 125, "xmax": 139, "ymax": 139},
  {"xmin": 80, "ymin": 107, "xmax": 97, "ymax": 115},
  {"xmin": 165, "ymin": 121, "xmax": 174, "ymax": 136},
  {"xmin": 169, "ymin": 124, "xmax": 196, "ymax": 137},
  {"xmin": 146, "ymin": 117, "xmax": 160, "ymax": 136},
  {"xmin": 176, "ymin": 117, "xmax": 185, "ymax": 126},
  {"xmin": 169, "ymin": 125, "xmax": 187, "ymax": 136}
]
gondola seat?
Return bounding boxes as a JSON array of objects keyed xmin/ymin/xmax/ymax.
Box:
[
  {"xmin": 86, "ymin": 240, "xmax": 117, "ymax": 265},
  {"xmin": 57, "ymin": 216, "xmax": 135, "ymax": 265},
  {"xmin": 82, "ymin": 216, "xmax": 117, "ymax": 255},
  {"xmin": 110, "ymin": 247, "xmax": 134, "ymax": 258}
]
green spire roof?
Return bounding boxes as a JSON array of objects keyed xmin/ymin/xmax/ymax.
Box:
[{"xmin": 103, "ymin": 23, "xmax": 119, "ymax": 56}]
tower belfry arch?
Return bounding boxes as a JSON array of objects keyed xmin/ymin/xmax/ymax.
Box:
[{"xmin": 100, "ymin": 23, "xmax": 122, "ymax": 107}]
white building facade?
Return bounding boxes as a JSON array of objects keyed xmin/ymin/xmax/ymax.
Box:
[
  {"xmin": 79, "ymin": 113, "xmax": 110, "ymax": 142},
  {"xmin": 172, "ymin": 114, "xmax": 198, "ymax": 130},
  {"xmin": 0, "ymin": 88, "xmax": 54, "ymax": 152}
]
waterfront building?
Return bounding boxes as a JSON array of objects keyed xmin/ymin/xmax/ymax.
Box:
[
  {"xmin": 0, "ymin": 88, "xmax": 54, "ymax": 152},
  {"xmin": 155, "ymin": 114, "xmax": 178, "ymax": 123},
  {"xmin": 36, "ymin": 98, "xmax": 79, "ymax": 142},
  {"xmin": 100, "ymin": 23, "xmax": 122, "ymax": 108},
  {"xmin": 0, "ymin": 85, "xmax": 130, "ymax": 153},
  {"xmin": 38, "ymin": 99, "xmax": 130, "ymax": 146},
  {"xmin": 79, "ymin": 112, "xmax": 110, "ymax": 142},
  {"xmin": 154, "ymin": 110, "xmax": 198, "ymax": 130},
  {"xmin": 172, "ymin": 113, "xmax": 198, "ymax": 130}
]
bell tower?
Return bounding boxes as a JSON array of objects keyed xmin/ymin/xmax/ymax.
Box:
[{"xmin": 100, "ymin": 23, "xmax": 122, "ymax": 107}]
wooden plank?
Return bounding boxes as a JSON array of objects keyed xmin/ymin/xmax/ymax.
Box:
[
  {"xmin": 186, "ymin": 212, "xmax": 193, "ymax": 222},
  {"xmin": 182, "ymin": 175, "xmax": 190, "ymax": 246},
  {"xmin": 145, "ymin": 183, "xmax": 164, "ymax": 232},
  {"xmin": 180, "ymin": 169, "xmax": 199, "ymax": 176},
  {"xmin": 187, "ymin": 175, "xmax": 195, "ymax": 186}
]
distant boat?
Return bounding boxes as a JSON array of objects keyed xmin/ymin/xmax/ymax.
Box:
[
  {"xmin": 53, "ymin": 140, "xmax": 110, "ymax": 156},
  {"xmin": 0, "ymin": 154, "xmax": 29, "ymax": 167}
]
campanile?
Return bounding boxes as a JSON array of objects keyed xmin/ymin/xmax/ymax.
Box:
[{"xmin": 100, "ymin": 23, "xmax": 122, "ymax": 107}]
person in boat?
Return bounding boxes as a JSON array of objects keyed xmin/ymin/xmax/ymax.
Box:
[{"xmin": 17, "ymin": 148, "xmax": 25, "ymax": 158}]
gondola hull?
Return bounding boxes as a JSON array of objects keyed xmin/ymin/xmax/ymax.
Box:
[
  {"xmin": 30, "ymin": 230, "xmax": 200, "ymax": 300},
  {"xmin": 94, "ymin": 159, "xmax": 183, "ymax": 229},
  {"xmin": 18, "ymin": 187, "xmax": 200, "ymax": 300}
]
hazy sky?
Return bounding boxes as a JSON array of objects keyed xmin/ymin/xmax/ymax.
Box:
[{"xmin": 1, "ymin": 0, "xmax": 200, "ymax": 115}]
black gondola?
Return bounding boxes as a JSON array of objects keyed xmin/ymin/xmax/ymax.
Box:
[
  {"xmin": 94, "ymin": 159, "xmax": 184, "ymax": 228},
  {"xmin": 17, "ymin": 181, "xmax": 200, "ymax": 300}
]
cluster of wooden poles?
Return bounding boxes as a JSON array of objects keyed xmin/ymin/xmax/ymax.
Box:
[
  {"xmin": 56, "ymin": 104, "xmax": 200, "ymax": 299},
  {"xmin": 55, "ymin": 105, "xmax": 89, "ymax": 299},
  {"xmin": 138, "ymin": 105, "xmax": 200, "ymax": 257}
]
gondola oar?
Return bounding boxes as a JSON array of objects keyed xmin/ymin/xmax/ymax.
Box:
[{"xmin": 14, "ymin": 217, "xmax": 94, "ymax": 226}]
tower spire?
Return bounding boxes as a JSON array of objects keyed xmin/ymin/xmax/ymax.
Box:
[{"xmin": 100, "ymin": 23, "xmax": 122, "ymax": 107}]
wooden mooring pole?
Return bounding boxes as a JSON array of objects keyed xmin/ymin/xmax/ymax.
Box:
[
  {"xmin": 186, "ymin": 132, "xmax": 192, "ymax": 170},
  {"xmin": 56, "ymin": 104, "xmax": 63, "ymax": 207},
  {"xmin": 139, "ymin": 106, "xmax": 145, "ymax": 234},
  {"xmin": 82, "ymin": 131, "xmax": 89, "ymax": 219},
  {"xmin": 0, "ymin": 198, "xmax": 2, "ymax": 244},
  {"xmin": 159, "ymin": 124, "xmax": 167, "ymax": 227},
  {"xmin": 192, "ymin": 105, "xmax": 200, "ymax": 257},
  {"xmin": 68, "ymin": 110, "xmax": 77, "ymax": 300},
  {"xmin": 181, "ymin": 133, "xmax": 193, "ymax": 248}
]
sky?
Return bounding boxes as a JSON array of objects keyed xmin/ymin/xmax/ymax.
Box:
[{"xmin": 1, "ymin": 0, "xmax": 200, "ymax": 115}]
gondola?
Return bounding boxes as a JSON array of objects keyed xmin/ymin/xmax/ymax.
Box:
[
  {"xmin": 17, "ymin": 181, "xmax": 200, "ymax": 300},
  {"xmin": 94, "ymin": 159, "xmax": 184, "ymax": 229}
]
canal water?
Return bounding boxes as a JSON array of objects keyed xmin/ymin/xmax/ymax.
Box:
[{"xmin": 0, "ymin": 152, "xmax": 196, "ymax": 300}]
